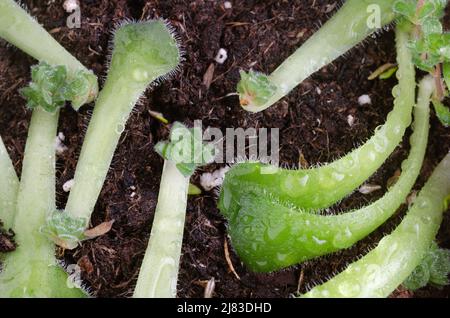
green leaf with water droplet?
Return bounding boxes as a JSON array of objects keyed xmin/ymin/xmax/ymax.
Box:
[{"xmin": 155, "ymin": 122, "xmax": 215, "ymax": 177}]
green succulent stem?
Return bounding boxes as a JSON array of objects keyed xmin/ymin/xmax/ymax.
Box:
[
  {"xmin": 133, "ymin": 161, "xmax": 189, "ymax": 298},
  {"xmin": 0, "ymin": 0, "xmax": 98, "ymax": 109},
  {"xmin": 238, "ymin": 0, "xmax": 397, "ymax": 112},
  {"xmin": 134, "ymin": 122, "xmax": 214, "ymax": 298},
  {"xmin": 57, "ymin": 21, "xmax": 181, "ymax": 249},
  {"xmin": 303, "ymin": 150, "xmax": 450, "ymax": 298},
  {"xmin": 221, "ymin": 23, "xmax": 416, "ymax": 212},
  {"xmin": 220, "ymin": 73, "xmax": 430, "ymax": 273},
  {"xmin": 0, "ymin": 108, "xmax": 84, "ymax": 297},
  {"xmin": 0, "ymin": 136, "xmax": 19, "ymax": 230}
]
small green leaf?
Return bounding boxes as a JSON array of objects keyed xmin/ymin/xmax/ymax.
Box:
[
  {"xmin": 421, "ymin": 17, "xmax": 442, "ymax": 35},
  {"xmin": 418, "ymin": 2, "xmax": 436, "ymax": 20},
  {"xmin": 403, "ymin": 242, "xmax": 450, "ymax": 291},
  {"xmin": 40, "ymin": 210, "xmax": 88, "ymax": 250},
  {"xmin": 155, "ymin": 122, "xmax": 216, "ymax": 177},
  {"xmin": 393, "ymin": 0, "xmax": 417, "ymax": 22},
  {"xmin": 20, "ymin": 62, "xmax": 97, "ymax": 112},
  {"xmin": 431, "ymin": 0, "xmax": 448, "ymax": 17},
  {"xmin": 379, "ymin": 66, "xmax": 398, "ymax": 79},
  {"xmin": 433, "ymin": 99, "xmax": 450, "ymax": 127}
]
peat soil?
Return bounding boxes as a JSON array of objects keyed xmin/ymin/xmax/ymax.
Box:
[{"xmin": 0, "ymin": 0, "xmax": 449, "ymax": 298}]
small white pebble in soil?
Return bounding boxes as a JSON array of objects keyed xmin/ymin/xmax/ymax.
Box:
[
  {"xmin": 214, "ymin": 48, "xmax": 228, "ymax": 64},
  {"xmin": 63, "ymin": 0, "xmax": 79, "ymax": 12},
  {"xmin": 63, "ymin": 179, "xmax": 75, "ymax": 192},
  {"xmin": 347, "ymin": 114, "xmax": 355, "ymax": 127},
  {"xmin": 200, "ymin": 166, "xmax": 230, "ymax": 191},
  {"xmin": 224, "ymin": 1, "xmax": 232, "ymax": 9},
  {"xmin": 316, "ymin": 87, "xmax": 322, "ymax": 95},
  {"xmin": 358, "ymin": 94, "xmax": 372, "ymax": 105},
  {"xmin": 130, "ymin": 185, "xmax": 136, "ymax": 191},
  {"xmin": 55, "ymin": 132, "xmax": 68, "ymax": 155},
  {"xmin": 359, "ymin": 183, "xmax": 382, "ymax": 194},
  {"xmin": 130, "ymin": 192, "xmax": 136, "ymax": 198}
]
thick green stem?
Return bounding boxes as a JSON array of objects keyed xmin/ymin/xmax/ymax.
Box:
[
  {"xmin": 64, "ymin": 76, "xmax": 146, "ymax": 221},
  {"xmin": 303, "ymin": 151, "xmax": 450, "ymax": 298},
  {"xmin": 134, "ymin": 161, "xmax": 189, "ymax": 298},
  {"xmin": 0, "ymin": 109, "xmax": 84, "ymax": 297},
  {"xmin": 0, "ymin": 0, "xmax": 98, "ymax": 107},
  {"xmin": 221, "ymin": 23, "xmax": 416, "ymax": 212},
  {"xmin": 54, "ymin": 21, "xmax": 180, "ymax": 249},
  {"xmin": 238, "ymin": 0, "xmax": 397, "ymax": 112},
  {"xmin": 0, "ymin": 136, "xmax": 19, "ymax": 229},
  {"xmin": 221, "ymin": 75, "xmax": 431, "ymax": 273}
]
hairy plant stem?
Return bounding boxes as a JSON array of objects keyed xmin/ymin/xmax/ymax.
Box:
[
  {"xmin": 133, "ymin": 161, "xmax": 189, "ymax": 298},
  {"xmin": 0, "ymin": 108, "xmax": 84, "ymax": 297},
  {"xmin": 0, "ymin": 136, "xmax": 19, "ymax": 229}
]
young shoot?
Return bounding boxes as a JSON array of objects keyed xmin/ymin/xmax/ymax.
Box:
[
  {"xmin": 237, "ymin": 0, "xmax": 397, "ymax": 112},
  {"xmin": 394, "ymin": 0, "xmax": 450, "ymax": 125},
  {"xmin": 0, "ymin": 0, "xmax": 97, "ymax": 109},
  {"xmin": 303, "ymin": 151, "xmax": 450, "ymax": 298},
  {"xmin": 134, "ymin": 122, "xmax": 215, "ymax": 298},
  {"xmin": 0, "ymin": 63, "xmax": 88, "ymax": 297},
  {"xmin": 0, "ymin": 136, "xmax": 19, "ymax": 230},
  {"xmin": 402, "ymin": 241, "xmax": 450, "ymax": 291},
  {"xmin": 220, "ymin": 23, "xmax": 416, "ymax": 212},
  {"xmin": 219, "ymin": 74, "xmax": 430, "ymax": 273},
  {"xmin": 45, "ymin": 20, "xmax": 181, "ymax": 249}
]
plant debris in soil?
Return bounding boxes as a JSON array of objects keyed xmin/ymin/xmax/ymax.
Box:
[{"xmin": 0, "ymin": 0, "xmax": 449, "ymax": 298}]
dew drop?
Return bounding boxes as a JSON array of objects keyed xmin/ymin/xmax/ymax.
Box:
[
  {"xmin": 321, "ymin": 290, "xmax": 330, "ymax": 297},
  {"xmin": 312, "ymin": 236, "xmax": 327, "ymax": 245},
  {"xmin": 256, "ymin": 260, "xmax": 268, "ymax": 268},
  {"xmin": 338, "ymin": 281, "xmax": 361, "ymax": 297},
  {"xmin": 298, "ymin": 174, "xmax": 309, "ymax": 186},
  {"xmin": 332, "ymin": 172, "xmax": 345, "ymax": 181},
  {"xmin": 368, "ymin": 151, "xmax": 377, "ymax": 161},
  {"xmin": 391, "ymin": 85, "xmax": 400, "ymax": 98},
  {"xmin": 279, "ymin": 83, "xmax": 289, "ymax": 94},
  {"xmin": 132, "ymin": 68, "xmax": 149, "ymax": 82},
  {"xmin": 276, "ymin": 252, "xmax": 288, "ymax": 262},
  {"xmin": 365, "ymin": 264, "xmax": 380, "ymax": 281}
]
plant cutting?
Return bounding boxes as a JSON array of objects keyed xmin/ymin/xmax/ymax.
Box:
[
  {"xmin": 0, "ymin": 136, "xmax": 19, "ymax": 230},
  {"xmin": 303, "ymin": 151, "xmax": 450, "ymax": 298},
  {"xmin": 41, "ymin": 20, "xmax": 182, "ymax": 249},
  {"xmin": 134, "ymin": 122, "xmax": 215, "ymax": 298},
  {"xmin": 220, "ymin": 21, "xmax": 416, "ymax": 214},
  {"xmin": 0, "ymin": 62, "xmax": 88, "ymax": 297},
  {"xmin": 219, "ymin": 72, "xmax": 430, "ymax": 272},
  {"xmin": 237, "ymin": 0, "xmax": 398, "ymax": 112},
  {"xmin": 218, "ymin": 1, "xmax": 450, "ymax": 275},
  {"xmin": 0, "ymin": 0, "xmax": 98, "ymax": 109}
]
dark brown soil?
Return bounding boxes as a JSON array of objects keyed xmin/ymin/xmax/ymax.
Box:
[{"xmin": 0, "ymin": 0, "xmax": 449, "ymax": 298}]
